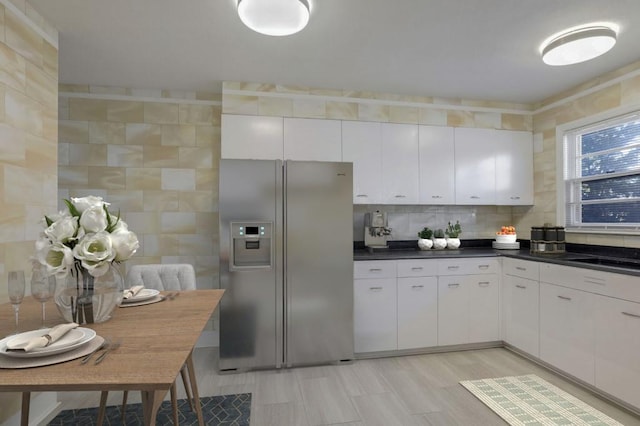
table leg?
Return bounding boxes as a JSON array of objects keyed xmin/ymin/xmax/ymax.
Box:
[
  {"xmin": 141, "ymin": 389, "xmax": 167, "ymax": 426},
  {"xmin": 21, "ymin": 392, "xmax": 30, "ymax": 426},
  {"xmin": 186, "ymin": 351, "xmax": 204, "ymax": 426}
]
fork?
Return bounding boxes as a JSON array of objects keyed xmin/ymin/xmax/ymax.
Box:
[
  {"xmin": 94, "ymin": 339, "xmax": 122, "ymax": 365},
  {"xmin": 80, "ymin": 338, "xmax": 110, "ymax": 364}
]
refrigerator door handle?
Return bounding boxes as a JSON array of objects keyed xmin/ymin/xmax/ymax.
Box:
[{"xmin": 276, "ymin": 159, "xmax": 285, "ymax": 369}]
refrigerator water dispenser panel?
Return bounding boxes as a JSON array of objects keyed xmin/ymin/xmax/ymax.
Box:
[{"xmin": 230, "ymin": 222, "xmax": 273, "ymax": 269}]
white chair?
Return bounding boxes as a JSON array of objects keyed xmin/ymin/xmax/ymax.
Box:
[{"xmin": 97, "ymin": 264, "xmax": 201, "ymax": 425}]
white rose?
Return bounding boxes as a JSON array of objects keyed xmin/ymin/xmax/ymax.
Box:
[
  {"xmin": 110, "ymin": 229, "xmax": 139, "ymax": 261},
  {"xmin": 79, "ymin": 205, "xmax": 108, "ymax": 233},
  {"xmin": 35, "ymin": 239, "xmax": 74, "ymax": 278},
  {"xmin": 110, "ymin": 216, "xmax": 128, "ymax": 233},
  {"xmin": 73, "ymin": 231, "xmax": 116, "ymax": 277},
  {"xmin": 44, "ymin": 215, "xmax": 79, "ymax": 244},
  {"xmin": 71, "ymin": 196, "xmax": 108, "ymax": 214}
]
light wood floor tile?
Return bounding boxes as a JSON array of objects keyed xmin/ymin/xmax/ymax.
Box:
[
  {"xmin": 299, "ymin": 376, "xmax": 361, "ymax": 425},
  {"xmin": 251, "ymin": 401, "xmax": 310, "ymax": 426},
  {"xmin": 350, "ymin": 392, "xmax": 419, "ymax": 426}
]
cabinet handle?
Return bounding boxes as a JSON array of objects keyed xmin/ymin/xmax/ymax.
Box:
[
  {"xmin": 394, "ymin": 195, "xmax": 406, "ymax": 198},
  {"xmin": 356, "ymin": 194, "xmax": 368, "ymax": 198},
  {"xmin": 369, "ymin": 268, "xmax": 382, "ymax": 272},
  {"xmin": 411, "ymin": 285, "xmax": 424, "ymax": 289},
  {"xmin": 515, "ymin": 266, "xmax": 526, "ymax": 271},
  {"xmin": 470, "ymin": 196, "xmax": 480, "ymax": 199},
  {"xmin": 510, "ymin": 196, "xmax": 521, "ymax": 200},
  {"xmin": 478, "ymin": 281, "xmax": 490, "ymax": 287},
  {"xmin": 431, "ymin": 195, "xmax": 442, "ymax": 199},
  {"xmin": 584, "ymin": 279, "xmax": 606, "ymax": 286},
  {"xmin": 448, "ymin": 283, "xmax": 460, "ymax": 287},
  {"xmin": 478, "ymin": 265, "xmax": 490, "ymax": 269},
  {"xmin": 515, "ymin": 285, "xmax": 527, "ymax": 289},
  {"xmin": 557, "ymin": 295, "xmax": 572, "ymax": 301},
  {"xmin": 369, "ymin": 287, "xmax": 383, "ymax": 291},
  {"xmin": 411, "ymin": 267, "xmax": 423, "ymax": 271},
  {"xmin": 447, "ymin": 266, "xmax": 459, "ymax": 270},
  {"xmin": 622, "ymin": 311, "xmax": 640, "ymax": 319}
]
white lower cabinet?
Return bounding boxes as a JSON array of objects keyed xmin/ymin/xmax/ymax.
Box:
[
  {"xmin": 539, "ymin": 283, "xmax": 595, "ymax": 385},
  {"xmin": 397, "ymin": 276, "xmax": 438, "ymax": 350},
  {"xmin": 595, "ymin": 295, "xmax": 640, "ymax": 409},
  {"xmin": 438, "ymin": 274, "xmax": 499, "ymax": 346},
  {"xmin": 354, "ymin": 278, "xmax": 397, "ymax": 353},
  {"xmin": 503, "ymin": 274, "xmax": 539, "ymax": 356}
]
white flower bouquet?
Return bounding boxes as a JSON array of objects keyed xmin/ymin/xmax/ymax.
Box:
[{"xmin": 35, "ymin": 196, "xmax": 139, "ymax": 278}]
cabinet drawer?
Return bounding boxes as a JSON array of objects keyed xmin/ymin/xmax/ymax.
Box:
[
  {"xmin": 503, "ymin": 258, "xmax": 539, "ymax": 281},
  {"xmin": 438, "ymin": 258, "xmax": 499, "ymax": 275},
  {"xmin": 397, "ymin": 259, "xmax": 438, "ymax": 277},
  {"xmin": 354, "ymin": 260, "xmax": 396, "ymax": 279}
]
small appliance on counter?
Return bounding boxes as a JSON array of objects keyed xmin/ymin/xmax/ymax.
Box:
[
  {"xmin": 364, "ymin": 210, "xmax": 392, "ymax": 251},
  {"xmin": 530, "ymin": 224, "xmax": 566, "ymax": 254}
]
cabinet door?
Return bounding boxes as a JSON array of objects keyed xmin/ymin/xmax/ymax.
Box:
[
  {"xmin": 381, "ymin": 123, "xmax": 419, "ymax": 204},
  {"xmin": 419, "ymin": 125, "xmax": 455, "ymax": 204},
  {"xmin": 354, "ymin": 278, "xmax": 397, "ymax": 353},
  {"xmin": 284, "ymin": 118, "xmax": 342, "ymax": 161},
  {"xmin": 468, "ymin": 275, "xmax": 500, "ymax": 343},
  {"xmin": 342, "ymin": 121, "xmax": 383, "ymax": 204},
  {"xmin": 438, "ymin": 275, "xmax": 468, "ymax": 346},
  {"xmin": 495, "ymin": 130, "xmax": 533, "ymax": 205},
  {"xmin": 539, "ymin": 283, "xmax": 595, "ymax": 384},
  {"xmin": 221, "ymin": 114, "xmax": 283, "ymax": 160},
  {"xmin": 454, "ymin": 128, "xmax": 496, "ymax": 205},
  {"xmin": 397, "ymin": 277, "xmax": 438, "ymax": 350},
  {"xmin": 503, "ymin": 275, "xmax": 539, "ymax": 356},
  {"xmin": 595, "ymin": 296, "xmax": 640, "ymax": 409}
]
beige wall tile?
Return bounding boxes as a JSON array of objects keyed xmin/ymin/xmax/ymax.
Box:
[
  {"xmin": 418, "ymin": 108, "xmax": 447, "ymax": 126},
  {"xmin": 143, "ymin": 190, "xmax": 179, "ymax": 212},
  {"xmin": 105, "ymin": 189, "xmax": 144, "ymax": 211},
  {"xmin": 143, "ymin": 234, "xmax": 179, "ymax": 256},
  {"xmin": 357, "ymin": 104, "xmax": 389, "ymax": 122},
  {"xmin": 58, "ymin": 165, "xmax": 89, "ymax": 188},
  {"xmin": 389, "ymin": 106, "xmax": 419, "ymax": 124},
  {"xmin": 124, "ymin": 212, "xmax": 160, "ymax": 234},
  {"xmin": 107, "ymin": 100, "xmax": 144, "ymax": 122},
  {"xmin": 0, "ymin": 5, "xmax": 5, "ymax": 43},
  {"xmin": 107, "ymin": 145, "xmax": 142, "ymax": 167},
  {"xmin": 42, "ymin": 39, "xmax": 57, "ymax": 78},
  {"xmin": 90, "ymin": 122, "xmax": 126, "ymax": 145},
  {"xmin": 69, "ymin": 97, "xmax": 107, "ymax": 121},
  {"xmin": 126, "ymin": 123, "xmax": 162, "ymax": 145},
  {"xmin": 126, "ymin": 168, "xmax": 161, "ymax": 190},
  {"xmin": 88, "ymin": 166, "xmax": 125, "ymax": 189},
  {"xmin": 501, "ymin": 113, "xmax": 532, "ymax": 131},
  {"xmin": 4, "ymin": 86, "xmax": 42, "ymax": 135},
  {"xmin": 4, "ymin": 8, "xmax": 42, "ymax": 67},
  {"xmin": 0, "ymin": 123, "xmax": 25, "ymax": 165},
  {"xmin": 144, "ymin": 102, "xmax": 179, "ymax": 124},
  {"xmin": 195, "ymin": 125, "xmax": 218, "ymax": 147},
  {"xmin": 258, "ymin": 96, "xmax": 293, "ymax": 117},
  {"xmin": 0, "ymin": 41, "xmax": 26, "ymax": 91},
  {"xmin": 179, "ymin": 104, "xmax": 214, "ymax": 124},
  {"xmin": 326, "ymin": 101, "xmax": 358, "ymax": 120},
  {"xmin": 59, "ymin": 84, "xmax": 88, "ymax": 93},
  {"xmin": 161, "ymin": 168, "xmax": 195, "ymax": 190},
  {"xmin": 222, "ymin": 94, "xmax": 259, "ymax": 114},
  {"xmin": 292, "ymin": 99, "xmax": 326, "ymax": 118},
  {"xmin": 447, "ymin": 110, "xmax": 474, "ymax": 127},
  {"xmin": 26, "ymin": 61, "xmax": 57, "ymax": 107},
  {"xmin": 621, "ymin": 74, "xmax": 640, "ymax": 105},
  {"xmin": 179, "ymin": 147, "xmax": 213, "ymax": 169},
  {"xmin": 473, "ymin": 112, "xmax": 501, "ymax": 129},
  {"xmin": 143, "ymin": 145, "xmax": 180, "ymax": 167},
  {"xmin": 179, "ymin": 191, "xmax": 214, "ymax": 212},
  {"xmin": 68, "ymin": 143, "xmax": 107, "ymax": 166},
  {"xmin": 59, "ymin": 120, "xmax": 88, "ymax": 144},
  {"xmin": 161, "ymin": 124, "xmax": 196, "ymax": 146},
  {"xmin": 195, "ymin": 168, "xmax": 216, "ymax": 190},
  {"xmin": 25, "ymin": 133, "xmax": 56, "ymax": 175},
  {"xmin": 161, "ymin": 212, "xmax": 196, "ymax": 234},
  {"xmin": 178, "ymin": 234, "xmax": 215, "ymax": 255}
]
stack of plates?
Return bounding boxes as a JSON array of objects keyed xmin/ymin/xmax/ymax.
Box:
[
  {"xmin": 121, "ymin": 288, "xmax": 160, "ymax": 304},
  {"xmin": 0, "ymin": 327, "xmax": 97, "ymax": 359},
  {"xmin": 492, "ymin": 241, "xmax": 520, "ymax": 250}
]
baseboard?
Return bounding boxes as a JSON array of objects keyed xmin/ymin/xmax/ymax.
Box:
[{"xmin": 2, "ymin": 393, "xmax": 60, "ymax": 426}]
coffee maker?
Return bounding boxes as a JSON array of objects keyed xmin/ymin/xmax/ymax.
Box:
[{"xmin": 364, "ymin": 210, "xmax": 392, "ymax": 250}]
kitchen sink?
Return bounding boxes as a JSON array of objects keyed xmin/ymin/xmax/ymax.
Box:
[{"xmin": 569, "ymin": 256, "xmax": 640, "ymax": 270}]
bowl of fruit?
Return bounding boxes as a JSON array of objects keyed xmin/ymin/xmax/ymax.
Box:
[{"xmin": 496, "ymin": 226, "xmax": 517, "ymax": 243}]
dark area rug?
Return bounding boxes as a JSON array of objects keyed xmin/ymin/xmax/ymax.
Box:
[{"xmin": 48, "ymin": 393, "xmax": 251, "ymax": 425}]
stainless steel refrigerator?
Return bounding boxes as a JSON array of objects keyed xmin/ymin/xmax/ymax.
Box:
[{"xmin": 218, "ymin": 159, "xmax": 354, "ymax": 372}]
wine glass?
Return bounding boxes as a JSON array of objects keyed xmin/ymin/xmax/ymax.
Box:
[
  {"xmin": 8, "ymin": 271, "xmax": 26, "ymax": 334},
  {"xmin": 31, "ymin": 266, "xmax": 56, "ymax": 328}
]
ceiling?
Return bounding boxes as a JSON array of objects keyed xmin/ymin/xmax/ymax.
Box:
[{"xmin": 28, "ymin": 0, "xmax": 640, "ymax": 104}]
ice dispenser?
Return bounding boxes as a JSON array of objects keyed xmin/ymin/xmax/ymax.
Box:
[{"xmin": 230, "ymin": 222, "xmax": 273, "ymax": 269}]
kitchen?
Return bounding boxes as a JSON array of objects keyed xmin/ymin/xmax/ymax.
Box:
[{"xmin": 2, "ymin": 0, "xmax": 640, "ymax": 424}]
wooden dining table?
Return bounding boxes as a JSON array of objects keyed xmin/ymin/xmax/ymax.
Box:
[{"xmin": 0, "ymin": 289, "xmax": 224, "ymax": 425}]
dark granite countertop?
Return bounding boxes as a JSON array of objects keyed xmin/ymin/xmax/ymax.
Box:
[{"xmin": 353, "ymin": 240, "xmax": 640, "ymax": 277}]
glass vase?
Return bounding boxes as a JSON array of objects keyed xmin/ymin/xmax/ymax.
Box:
[{"xmin": 54, "ymin": 262, "xmax": 124, "ymax": 324}]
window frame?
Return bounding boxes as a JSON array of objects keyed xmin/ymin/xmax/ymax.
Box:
[{"xmin": 557, "ymin": 105, "xmax": 640, "ymax": 235}]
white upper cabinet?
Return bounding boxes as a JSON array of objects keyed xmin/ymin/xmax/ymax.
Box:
[
  {"xmin": 419, "ymin": 126, "xmax": 455, "ymax": 204},
  {"xmin": 454, "ymin": 128, "xmax": 497, "ymax": 205},
  {"xmin": 495, "ymin": 130, "xmax": 533, "ymax": 205},
  {"xmin": 221, "ymin": 114, "xmax": 283, "ymax": 160},
  {"xmin": 381, "ymin": 123, "xmax": 419, "ymax": 204},
  {"xmin": 284, "ymin": 118, "xmax": 342, "ymax": 161},
  {"xmin": 342, "ymin": 121, "xmax": 383, "ymax": 204}
]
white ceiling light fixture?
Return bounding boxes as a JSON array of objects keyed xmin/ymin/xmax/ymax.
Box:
[
  {"xmin": 237, "ymin": 0, "xmax": 310, "ymax": 37},
  {"xmin": 541, "ymin": 25, "xmax": 618, "ymax": 66}
]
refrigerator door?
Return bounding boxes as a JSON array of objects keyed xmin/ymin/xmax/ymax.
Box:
[
  {"xmin": 284, "ymin": 161, "xmax": 354, "ymax": 367},
  {"xmin": 219, "ymin": 159, "xmax": 283, "ymax": 371}
]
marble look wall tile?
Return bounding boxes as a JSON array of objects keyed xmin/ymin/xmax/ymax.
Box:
[
  {"xmin": 259, "ymin": 97, "xmax": 293, "ymax": 117},
  {"xmin": 418, "ymin": 108, "xmax": 447, "ymax": 126},
  {"xmin": 90, "ymin": 122, "xmax": 125, "ymax": 145},
  {"xmin": 292, "ymin": 99, "xmax": 326, "ymax": 118},
  {"xmin": 196, "ymin": 125, "xmax": 218, "ymax": 147},
  {"xmin": 107, "ymin": 100, "xmax": 144, "ymax": 122},
  {"xmin": 143, "ymin": 190, "xmax": 179, "ymax": 212},
  {"xmin": 26, "ymin": 62, "xmax": 57, "ymax": 107},
  {"xmin": 179, "ymin": 191, "xmax": 214, "ymax": 212},
  {"xmin": 68, "ymin": 143, "xmax": 107, "ymax": 166},
  {"xmin": 473, "ymin": 112, "xmax": 501, "ymax": 129},
  {"xmin": 126, "ymin": 123, "xmax": 162, "ymax": 145},
  {"xmin": 621, "ymin": 75, "xmax": 640, "ymax": 105},
  {"xmin": 222, "ymin": 94, "xmax": 259, "ymax": 114},
  {"xmin": 0, "ymin": 41, "xmax": 26, "ymax": 91},
  {"xmin": 179, "ymin": 104, "xmax": 214, "ymax": 124},
  {"xmin": 447, "ymin": 111, "xmax": 474, "ymax": 127},
  {"xmin": 196, "ymin": 212, "xmax": 218, "ymax": 235},
  {"xmin": 59, "ymin": 84, "xmax": 88, "ymax": 93},
  {"xmin": 0, "ymin": 5, "xmax": 5, "ymax": 44},
  {"xmin": 124, "ymin": 212, "xmax": 160, "ymax": 234},
  {"xmin": 326, "ymin": 101, "xmax": 358, "ymax": 120},
  {"xmin": 143, "ymin": 145, "xmax": 180, "ymax": 168},
  {"xmin": 26, "ymin": 133, "xmax": 56, "ymax": 175},
  {"xmin": 59, "ymin": 120, "xmax": 88, "ymax": 144},
  {"xmin": 389, "ymin": 106, "xmax": 419, "ymax": 124},
  {"xmin": 196, "ymin": 168, "xmax": 216, "ymax": 190},
  {"xmin": 58, "ymin": 141, "xmax": 69, "ymax": 166},
  {"xmin": 69, "ymin": 97, "xmax": 107, "ymax": 121},
  {"xmin": 4, "ymin": 8, "xmax": 41, "ymax": 67},
  {"xmin": 107, "ymin": 145, "xmax": 142, "ymax": 167},
  {"xmin": 161, "ymin": 124, "xmax": 196, "ymax": 146},
  {"xmin": 161, "ymin": 212, "xmax": 197, "ymax": 234},
  {"xmin": 42, "ymin": 39, "xmax": 57, "ymax": 78},
  {"xmin": 0, "ymin": 123, "xmax": 25, "ymax": 165},
  {"xmin": 126, "ymin": 168, "xmax": 161, "ymax": 190},
  {"xmin": 358, "ymin": 104, "xmax": 389, "ymax": 122},
  {"xmin": 4, "ymin": 86, "xmax": 42, "ymax": 136},
  {"xmin": 143, "ymin": 234, "xmax": 180, "ymax": 256},
  {"xmin": 104, "ymin": 189, "xmax": 144, "ymax": 211},
  {"xmin": 501, "ymin": 113, "xmax": 531, "ymax": 131},
  {"xmin": 161, "ymin": 168, "xmax": 195, "ymax": 191},
  {"xmin": 144, "ymin": 102, "xmax": 179, "ymax": 124},
  {"xmin": 0, "ymin": 203, "xmax": 25, "ymax": 243},
  {"xmin": 3, "ymin": 163, "xmax": 43, "ymax": 203},
  {"xmin": 88, "ymin": 166, "xmax": 125, "ymax": 189},
  {"xmin": 58, "ymin": 97, "xmax": 68, "ymax": 120},
  {"xmin": 41, "ymin": 104, "xmax": 57, "ymax": 142},
  {"xmin": 179, "ymin": 147, "xmax": 213, "ymax": 169},
  {"xmin": 178, "ymin": 234, "xmax": 215, "ymax": 255},
  {"xmin": 57, "ymin": 165, "xmax": 89, "ymax": 188}
]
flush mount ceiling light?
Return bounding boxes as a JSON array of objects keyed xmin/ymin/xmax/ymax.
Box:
[
  {"xmin": 541, "ymin": 25, "xmax": 617, "ymax": 66},
  {"xmin": 237, "ymin": 0, "xmax": 310, "ymax": 37}
]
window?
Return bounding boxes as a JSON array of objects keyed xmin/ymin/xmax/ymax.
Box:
[{"xmin": 563, "ymin": 111, "xmax": 640, "ymax": 232}]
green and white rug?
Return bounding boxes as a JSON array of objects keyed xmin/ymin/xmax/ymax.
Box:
[{"xmin": 460, "ymin": 374, "xmax": 622, "ymax": 426}]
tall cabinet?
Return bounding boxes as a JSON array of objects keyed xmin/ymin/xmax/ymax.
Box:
[
  {"xmin": 381, "ymin": 123, "xmax": 419, "ymax": 204},
  {"xmin": 342, "ymin": 121, "xmax": 383, "ymax": 204},
  {"xmin": 419, "ymin": 125, "xmax": 455, "ymax": 204},
  {"xmin": 454, "ymin": 128, "xmax": 497, "ymax": 205}
]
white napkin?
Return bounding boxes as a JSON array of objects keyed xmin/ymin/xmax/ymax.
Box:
[
  {"xmin": 123, "ymin": 285, "xmax": 145, "ymax": 299},
  {"xmin": 7, "ymin": 323, "xmax": 79, "ymax": 352}
]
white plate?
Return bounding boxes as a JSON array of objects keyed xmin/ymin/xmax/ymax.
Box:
[
  {"xmin": 121, "ymin": 288, "xmax": 160, "ymax": 303},
  {"xmin": 0, "ymin": 328, "xmax": 97, "ymax": 358}
]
